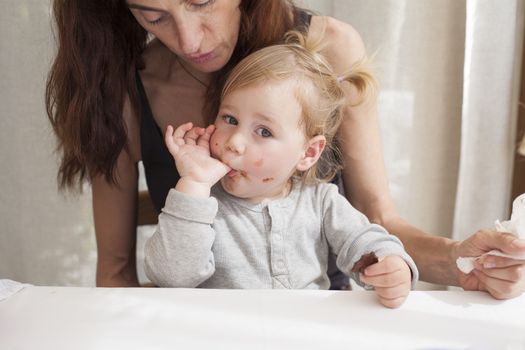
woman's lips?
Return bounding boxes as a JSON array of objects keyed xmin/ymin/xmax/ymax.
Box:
[{"xmin": 188, "ymin": 51, "xmax": 215, "ymax": 64}]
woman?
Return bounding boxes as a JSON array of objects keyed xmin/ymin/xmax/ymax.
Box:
[{"xmin": 46, "ymin": 0, "xmax": 525, "ymax": 298}]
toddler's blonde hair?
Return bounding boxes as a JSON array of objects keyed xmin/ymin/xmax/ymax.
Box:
[{"xmin": 221, "ymin": 28, "xmax": 377, "ymax": 184}]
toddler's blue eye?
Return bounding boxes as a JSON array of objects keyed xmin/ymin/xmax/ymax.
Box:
[
  {"xmin": 256, "ymin": 128, "xmax": 272, "ymax": 138},
  {"xmin": 223, "ymin": 115, "xmax": 238, "ymax": 125}
]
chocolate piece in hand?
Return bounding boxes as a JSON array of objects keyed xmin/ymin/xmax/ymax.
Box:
[{"xmin": 351, "ymin": 252, "xmax": 379, "ymax": 274}]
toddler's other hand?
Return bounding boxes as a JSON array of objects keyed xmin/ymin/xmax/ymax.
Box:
[{"xmin": 359, "ymin": 255, "xmax": 411, "ymax": 308}]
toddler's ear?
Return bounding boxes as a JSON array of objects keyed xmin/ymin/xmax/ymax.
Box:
[{"xmin": 296, "ymin": 135, "xmax": 326, "ymax": 172}]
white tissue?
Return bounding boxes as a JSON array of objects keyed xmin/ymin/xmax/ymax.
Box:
[
  {"xmin": 456, "ymin": 193, "xmax": 525, "ymax": 274},
  {"xmin": 0, "ymin": 279, "xmax": 31, "ymax": 301}
]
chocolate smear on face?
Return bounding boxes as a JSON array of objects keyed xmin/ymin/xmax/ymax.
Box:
[{"xmin": 351, "ymin": 252, "xmax": 378, "ymax": 274}]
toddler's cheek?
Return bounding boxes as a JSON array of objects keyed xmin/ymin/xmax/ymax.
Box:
[{"xmin": 209, "ymin": 135, "xmax": 221, "ymax": 158}]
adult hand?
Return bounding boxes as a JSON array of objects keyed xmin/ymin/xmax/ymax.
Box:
[
  {"xmin": 455, "ymin": 229, "xmax": 525, "ymax": 299},
  {"xmin": 359, "ymin": 255, "xmax": 412, "ymax": 308},
  {"xmin": 165, "ymin": 123, "xmax": 231, "ymax": 187}
]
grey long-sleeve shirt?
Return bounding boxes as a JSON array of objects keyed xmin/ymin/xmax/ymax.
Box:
[{"xmin": 145, "ymin": 181, "xmax": 418, "ymax": 289}]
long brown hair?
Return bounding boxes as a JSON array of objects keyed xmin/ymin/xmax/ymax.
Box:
[{"xmin": 46, "ymin": 0, "xmax": 301, "ymax": 190}]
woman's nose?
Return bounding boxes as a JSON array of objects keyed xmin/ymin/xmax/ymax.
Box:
[
  {"xmin": 226, "ymin": 133, "xmax": 246, "ymax": 155},
  {"xmin": 174, "ymin": 16, "xmax": 203, "ymax": 55}
]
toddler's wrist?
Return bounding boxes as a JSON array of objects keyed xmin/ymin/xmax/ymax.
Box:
[{"xmin": 175, "ymin": 177, "xmax": 212, "ymax": 197}]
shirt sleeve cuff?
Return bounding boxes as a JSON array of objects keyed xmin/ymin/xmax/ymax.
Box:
[
  {"xmin": 162, "ymin": 188, "xmax": 218, "ymax": 224},
  {"xmin": 374, "ymin": 246, "xmax": 420, "ymax": 289}
]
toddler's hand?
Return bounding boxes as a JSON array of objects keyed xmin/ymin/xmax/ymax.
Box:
[
  {"xmin": 359, "ymin": 255, "xmax": 412, "ymax": 308},
  {"xmin": 165, "ymin": 123, "xmax": 231, "ymax": 188}
]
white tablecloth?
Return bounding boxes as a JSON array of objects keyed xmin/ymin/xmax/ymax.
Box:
[{"xmin": 0, "ymin": 287, "xmax": 524, "ymax": 350}]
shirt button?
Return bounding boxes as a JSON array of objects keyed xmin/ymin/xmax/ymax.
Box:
[
  {"xmin": 274, "ymin": 234, "xmax": 282, "ymax": 241},
  {"xmin": 277, "ymin": 261, "xmax": 285, "ymax": 269}
]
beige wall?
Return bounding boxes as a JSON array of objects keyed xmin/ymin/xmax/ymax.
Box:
[{"xmin": 0, "ymin": 2, "xmax": 96, "ymax": 285}]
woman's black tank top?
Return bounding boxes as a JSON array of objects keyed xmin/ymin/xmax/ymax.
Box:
[{"xmin": 137, "ymin": 10, "xmax": 348, "ymax": 289}]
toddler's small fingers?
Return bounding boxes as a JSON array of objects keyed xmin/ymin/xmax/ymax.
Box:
[
  {"xmin": 184, "ymin": 127, "xmax": 202, "ymax": 145},
  {"xmin": 360, "ymin": 270, "xmax": 404, "ymax": 288},
  {"xmin": 164, "ymin": 125, "xmax": 180, "ymax": 152},
  {"xmin": 364, "ymin": 255, "xmax": 403, "ymax": 276},
  {"xmin": 173, "ymin": 122, "xmax": 193, "ymax": 138},
  {"xmin": 197, "ymin": 126, "xmax": 215, "ymax": 147},
  {"xmin": 374, "ymin": 283, "xmax": 410, "ymax": 300},
  {"xmin": 378, "ymin": 295, "xmax": 407, "ymax": 309}
]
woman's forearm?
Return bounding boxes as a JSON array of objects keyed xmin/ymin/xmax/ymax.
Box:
[
  {"xmin": 96, "ymin": 256, "xmax": 140, "ymax": 287},
  {"xmin": 381, "ymin": 216, "xmax": 460, "ymax": 286},
  {"xmin": 91, "ymin": 152, "xmax": 141, "ymax": 288}
]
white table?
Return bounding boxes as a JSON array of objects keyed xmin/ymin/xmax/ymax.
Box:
[{"xmin": 1, "ymin": 287, "xmax": 524, "ymax": 350}]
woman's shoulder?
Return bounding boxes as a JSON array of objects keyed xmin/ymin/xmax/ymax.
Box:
[{"xmin": 309, "ymin": 15, "xmax": 367, "ymax": 71}]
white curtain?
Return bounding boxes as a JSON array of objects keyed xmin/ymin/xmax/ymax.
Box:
[
  {"xmin": 0, "ymin": 1, "xmax": 523, "ymax": 287},
  {"xmin": 302, "ymin": 0, "xmax": 524, "ymax": 240},
  {"xmin": 452, "ymin": 0, "xmax": 524, "ymax": 239}
]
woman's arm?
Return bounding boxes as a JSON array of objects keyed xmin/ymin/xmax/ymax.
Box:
[
  {"xmin": 91, "ymin": 151, "xmax": 140, "ymax": 287},
  {"xmin": 91, "ymin": 94, "xmax": 142, "ymax": 287},
  {"xmin": 314, "ymin": 16, "xmax": 525, "ymax": 297}
]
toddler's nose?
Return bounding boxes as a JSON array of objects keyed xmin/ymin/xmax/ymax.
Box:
[{"xmin": 226, "ymin": 133, "xmax": 246, "ymax": 155}]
